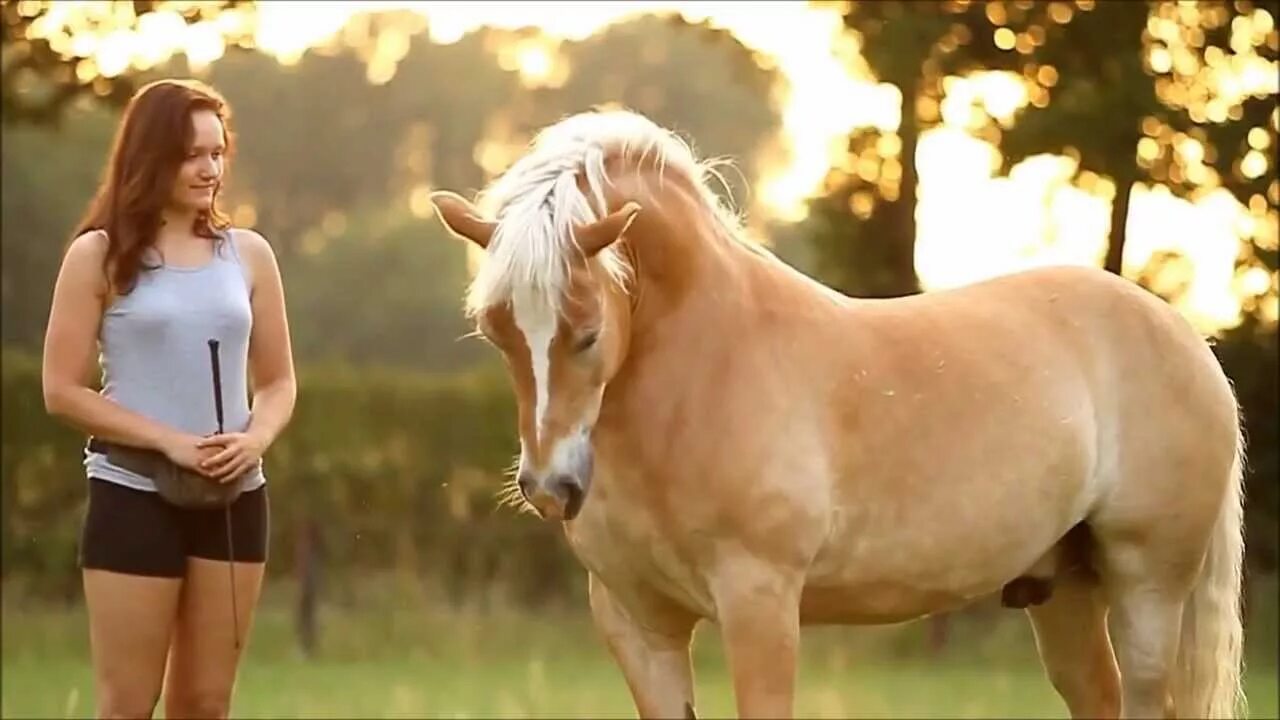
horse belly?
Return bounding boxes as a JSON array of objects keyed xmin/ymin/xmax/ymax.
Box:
[
  {"xmin": 800, "ymin": 530, "xmax": 1019, "ymax": 625},
  {"xmin": 799, "ymin": 583, "xmax": 968, "ymax": 625},
  {"xmin": 800, "ymin": 533, "xmax": 1048, "ymax": 625},
  {"xmin": 803, "ymin": 462, "xmax": 1092, "ymax": 625}
]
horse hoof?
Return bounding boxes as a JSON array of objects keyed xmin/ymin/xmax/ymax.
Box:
[{"xmin": 1001, "ymin": 576, "xmax": 1053, "ymax": 608}]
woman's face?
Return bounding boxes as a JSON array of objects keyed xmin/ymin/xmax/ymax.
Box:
[{"xmin": 171, "ymin": 108, "xmax": 225, "ymax": 212}]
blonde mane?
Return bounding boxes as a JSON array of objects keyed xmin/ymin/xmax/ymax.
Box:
[{"xmin": 465, "ymin": 109, "xmax": 744, "ymax": 317}]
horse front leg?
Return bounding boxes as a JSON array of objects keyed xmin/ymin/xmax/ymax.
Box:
[
  {"xmin": 710, "ymin": 557, "xmax": 804, "ymax": 719},
  {"xmin": 588, "ymin": 573, "xmax": 699, "ymax": 719}
]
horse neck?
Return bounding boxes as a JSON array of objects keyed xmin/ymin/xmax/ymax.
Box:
[
  {"xmin": 593, "ymin": 172, "xmax": 853, "ymax": 486},
  {"xmin": 605, "ymin": 167, "xmax": 754, "ymax": 328}
]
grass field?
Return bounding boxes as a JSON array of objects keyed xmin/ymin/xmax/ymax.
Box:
[{"xmin": 4, "ymin": 576, "xmax": 1277, "ymax": 719}]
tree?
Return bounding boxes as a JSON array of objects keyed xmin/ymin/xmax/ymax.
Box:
[
  {"xmin": 205, "ymin": 21, "xmax": 528, "ymax": 261},
  {"xmin": 0, "ymin": 105, "xmax": 116, "ymax": 346},
  {"xmin": 1, "ymin": 0, "xmax": 253, "ymax": 127},
  {"xmin": 282, "ymin": 203, "xmax": 489, "ymax": 374},
  {"xmin": 985, "ymin": 0, "xmax": 1154, "ymax": 275},
  {"xmin": 809, "ymin": 1, "xmax": 1275, "ymax": 299},
  {"xmin": 1, "ymin": 9, "xmax": 789, "ymax": 373},
  {"xmin": 808, "ymin": 0, "xmax": 1131, "ymax": 297},
  {"xmin": 805, "ymin": 1, "xmax": 959, "ymax": 298},
  {"xmin": 802, "ymin": 0, "xmax": 1069, "ymax": 297},
  {"xmin": 507, "ymin": 15, "xmax": 780, "ymax": 215},
  {"xmin": 991, "ymin": 0, "xmax": 1277, "ymax": 284}
]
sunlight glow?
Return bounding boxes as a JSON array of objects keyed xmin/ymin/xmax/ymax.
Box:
[
  {"xmin": 1126, "ymin": 186, "xmax": 1251, "ymax": 331},
  {"xmin": 915, "ymin": 144, "xmax": 1110, "ymax": 295},
  {"xmin": 14, "ymin": 0, "xmax": 1278, "ymax": 334}
]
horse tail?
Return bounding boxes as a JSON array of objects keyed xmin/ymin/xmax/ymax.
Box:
[{"xmin": 1171, "ymin": 413, "xmax": 1247, "ymax": 719}]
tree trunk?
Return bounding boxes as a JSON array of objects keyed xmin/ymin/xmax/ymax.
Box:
[
  {"xmin": 296, "ymin": 518, "xmax": 323, "ymax": 658},
  {"xmin": 875, "ymin": 76, "xmax": 926, "ymax": 299},
  {"xmin": 1105, "ymin": 178, "xmax": 1134, "ymax": 277},
  {"xmin": 889, "ymin": 78, "xmax": 922, "ymax": 297}
]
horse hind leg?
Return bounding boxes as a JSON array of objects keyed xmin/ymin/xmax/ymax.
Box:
[
  {"xmin": 1026, "ymin": 525, "xmax": 1123, "ymax": 718},
  {"xmin": 1098, "ymin": 539, "xmax": 1194, "ymax": 720},
  {"xmin": 1090, "ymin": 469, "xmax": 1240, "ymax": 719}
]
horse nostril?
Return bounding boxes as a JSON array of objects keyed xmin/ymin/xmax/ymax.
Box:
[
  {"xmin": 550, "ymin": 474, "xmax": 586, "ymax": 520},
  {"xmin": 562, "ymin": 484, "xmax": 584, "ymax": 521},
  {"xmin": 517, "ymin": 473, "xmax": 535, "ymax": 500}
]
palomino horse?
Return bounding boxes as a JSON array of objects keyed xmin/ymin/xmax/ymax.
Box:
[{"xmin": 430, "ymin": 110, "xmax": 1246, "ymax": 719}]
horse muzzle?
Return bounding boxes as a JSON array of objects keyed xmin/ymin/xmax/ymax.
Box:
[
  {"xmin": 516, "ymin": 426, "xmax": 596, "ymax": 521},
  {"xmin": 519, "ymin": 472, "xmax": 589, "ymax": 521}
]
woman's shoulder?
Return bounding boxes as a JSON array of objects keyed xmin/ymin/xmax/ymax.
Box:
[
  {"xmin": 67, "ymin": 228, "xmax": 110, "ymax": 259},
  {"xmin": 59, "ymin": 229, "xmax": 112, "ymax": 300},
  {"xmin": 226, "ymin": 227, "xmax": 273, "ymax": 257},
  {"xmin": 224, "ymin": 227, "xmax": 279, "ymax": 289}
]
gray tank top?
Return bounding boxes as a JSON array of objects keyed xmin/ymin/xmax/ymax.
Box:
[{"xmin": 85, "ymin": 230, "xmax": 266, "ymax": 493}]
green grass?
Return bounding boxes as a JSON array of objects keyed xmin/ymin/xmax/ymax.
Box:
[{"xmin": 4, "ymin": 577, "xmax": 1277, "ymax": 719}]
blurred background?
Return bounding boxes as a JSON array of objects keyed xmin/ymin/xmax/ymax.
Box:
[{"xmin": 1, "ymin": 1, "xmax": 1276, "ymax": 717}]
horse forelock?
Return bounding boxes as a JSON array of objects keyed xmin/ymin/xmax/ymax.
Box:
[{"xmin": 463, "ymin": 109, "xmax": 744, "ymax": 318}]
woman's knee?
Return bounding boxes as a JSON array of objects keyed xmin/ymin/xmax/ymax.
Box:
[
  {"xmin": 97, "ymin": 685, "xmax": 161, "ymax": 719},
  {"xmin": 165, "ymin": 687, "xmax": 232, "ymax": 719}
]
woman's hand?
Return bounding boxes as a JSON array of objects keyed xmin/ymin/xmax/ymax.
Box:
[
  {"xmin": 161, "ymin": 432, "xmax": 224, "ymax": 477},
  {"xmin": 196, "ymin": 432, "xmax": 266, "ymax": 483}
]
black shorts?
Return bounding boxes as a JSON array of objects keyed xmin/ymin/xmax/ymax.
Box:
[{"xmin": 79, "ymin": 477, "xmax": 269, "ymax": 578}]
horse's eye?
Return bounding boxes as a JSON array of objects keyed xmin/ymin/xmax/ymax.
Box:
[{"xmin": 574, "ymin": 330, "xmax": 600, "ymax": 353}]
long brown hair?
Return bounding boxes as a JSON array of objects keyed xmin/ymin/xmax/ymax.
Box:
[{"xmin": 73, "ymin": 78, "xmax": 235, "ymax": 295}]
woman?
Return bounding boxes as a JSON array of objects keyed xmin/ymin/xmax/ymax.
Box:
[{"xmin": 41, "ymin": 78, "xmax": 295, "ymax": 718}]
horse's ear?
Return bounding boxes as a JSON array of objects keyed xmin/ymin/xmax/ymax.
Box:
[
  {"xmin": 574, "ymin": 202, "xmax": 641, "ymax": 257},
  {"xmin": 430, "ymin": 191, "xmax": 495, "ymax": 250}
]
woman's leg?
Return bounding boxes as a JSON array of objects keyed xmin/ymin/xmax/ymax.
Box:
[
  {"xmin": 80, "ymin": 479, "xmax": 188, "ymax": 718},
  {"xmin": 163, "ymin": 486, "xmax": 269, "ymax": 719}
]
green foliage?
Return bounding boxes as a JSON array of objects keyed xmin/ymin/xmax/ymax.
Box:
[
  {"xmin": 202, "ymin": 15, "xmax": 778, "ymax": 260},
  {"xmin": 0, "ymin": 1, "xmax": 250, "ymax": 127},
  {"xmin": 514, "ymin": 14, "xmax": 780, "ymax": 212},
  {"xmin": 813, "ymin": 0, "xmax": 1276, "ymax": 291},
  {"xmin": 1, "ymin": 350, "xmax": 586, "ymax": 604},
  {"xmin": 799, "ymin": 184, "xmax": 922, "ymax": 299},
  {"xmin": 283, "ymin": 205, "xmax": 488, "ymax": 373},
  {"xmin": 988, "ymin": 2, "xmax": 1157, "ymax": 179},
  {"xmin": 206, "ymin": 30, "xmax": 525, "ymax": 261},
  {"xmin": 0, "ymin": 105, "xmax": 116, "ymax": 348},
  {"xmin": 1214, "ymin": 317, "xmax": 1280, "ymax": 571},
  {"xmin": 0, "ymin": 14, "xmax": 783, "ymax": 372}
]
